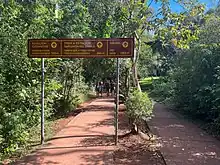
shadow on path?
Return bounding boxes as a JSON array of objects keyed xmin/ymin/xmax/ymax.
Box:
[
  {"xmin": 13, "ymin": 98, "xmax": 115, "ymax": 165},
  {"xmin": 149, "ymin": 103, "xmax": 220, "ymax": 165},
  {"xmin": 13, "ymin": 98, "xmax": 164, "ymax": 165}
]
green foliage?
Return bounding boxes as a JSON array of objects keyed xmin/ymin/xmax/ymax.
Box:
[
  {"xmin": 0, "ymin": 0, "xmax": 91, "ymax": 160},
  {"xmin": 139, "ymin": 77, "xmax": 159, "ymax": 91},
  {"xmin": 150, "ymin": 45, "xmax": 220, "ymax": 134},
  {"xmin": 138, "ymin": 43, "xmax": 156, "ymax": 78},
  {"xmin": 57, "ymin": 0, "xmax": 91, "ymax": 37},
  {"xmin": 0, "ymin": 111, "xmax": 29, "ymax": 155},
  {"xmin": 0, "ymin": 0, "xmax": 210, "ymax": 161},
  {"xmin": 125, "ymin": 89, "xmax": 153, "ymax": 124},
  {"xmin": 198, "ymin": 14, "xmax": 220, "ymax": 44},
  {"xmin": 171, "ymin": 46, "xmax": 220, "ymax": 117},
  {"xmin": 145, "ymin": 6, "xmax": 220, "ymax": 136},
  {"xmin": 54, "ymin": 82, "xmax": 90, "ymax": 116},
  {"xmin": 154, "ymin": 3, "xmax": 205, "ymax": 49},
  {"xmin": 83, "ymin": 58, "xmax": 116, "ymax": 83},
  {"xmin": 150, "ymin": 77, "xmax": 175, "ymax": 102}
]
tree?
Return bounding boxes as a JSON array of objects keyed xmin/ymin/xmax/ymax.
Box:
[
  {"xmin": 146, "ymin": 1, "xmax": 220, "ymax": 136},
  {"xmin": 0, "ymin": 0, "xmax": 92, "ymax": 158},
  {"xmin": 198, "ymin": 14, "xmax": 220, "ymax": 44}
]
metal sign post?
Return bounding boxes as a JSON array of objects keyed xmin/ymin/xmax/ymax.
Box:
[
  {"xmin": 41, "ymin": 58, "xmax": 45, "ymax": 144},
  {"xmin": 115, "ymin": 58, "xmax": 120, "ymax": 145},
  {"xmin": 28, "ymin": 38, "xmax": 134, "ymax": 146}
]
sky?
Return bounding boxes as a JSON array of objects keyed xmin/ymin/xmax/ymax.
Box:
[{"xmin": 150, "ymin": 0, "xmax": 219, "ymax": 13}]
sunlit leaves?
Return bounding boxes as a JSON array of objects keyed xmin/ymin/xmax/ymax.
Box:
[
  {"xmin": 198, "ymin": 14, "xmax": 220, "ymax": 45},
  {"xmin": 0, "ymin": 0, "xmax": 89, "ymax": 157}
]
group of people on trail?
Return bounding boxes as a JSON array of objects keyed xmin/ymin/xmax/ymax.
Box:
[{"xmin": 95, "ymin": 80, "xmax": 115, "ymax": 97}]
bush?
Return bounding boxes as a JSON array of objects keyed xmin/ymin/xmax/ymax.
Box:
[
  {"xmin": 0, "ymin": 111, "xmax": 29, "ymax": 155},
  {"xmin": 170, "ymin": 46, "xmax": 220, "ymax": 119},
  {"xmin": 152, "ymin": 45, "xmax": 220, "ymax": 135},
  {"xmin": 54, "ymin": 95, "xmax": 81, "ymax": 116},
  {"xmin": 125, "ymin": 89, "xmax": 153, "ymax": 126},
  {"xmin": 150, "ymin": 77, "xmax": 175, "ymax": 102}
]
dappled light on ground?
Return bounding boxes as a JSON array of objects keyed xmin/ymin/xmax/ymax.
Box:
[
  {"xmin": 13, "ymin": 98, "xmax": 164, "ymax": 165},
  {"xmin": 149, "ymin": 103, "xmax": 220, "ymax": 165}
]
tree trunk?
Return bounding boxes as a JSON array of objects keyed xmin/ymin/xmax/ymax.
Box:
[
  {"xmin": 131, "ymin": 33, "xmax": 142, "ymax": 92},
  {"xmin": 63, "ymin": 69, "xmax": 69, "ymax": 100},
  {"xmin": 132, "ymin": 63, "xmax": 141, "ymax": 92},
  {"xmin": 129, "ymin": 117, "xmax": 138, "ymax": 134},
  {"xmin": 66, "ymin": 78, "xmax": 74, "ymax": 102},
  {"xmin": 125, "ymin": 67, "xmax": 131, "ymax": 97}
]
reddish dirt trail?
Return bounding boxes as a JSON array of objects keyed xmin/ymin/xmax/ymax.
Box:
[
  {"xmin": 13, "ymin": 98, "xmax": 165, "ymax": 165},
  {"xmin": 149, "ymin": 102, "xmax": 220, "ymax": 165},
  {"xmin": 14, "ymin": 98, "xmax": 116, "ymax": 165}
]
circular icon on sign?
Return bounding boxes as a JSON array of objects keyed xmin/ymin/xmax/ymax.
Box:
[
  {"xmin": 122, "ymin": 41, "xmax": 128, "ymax": 48},
  {"xmin": 51, "ymin": 42, "xmax": 57, "ymax": 48},
  {"xmin": 97, "ymin": 41, "xmax": 103, "ymax": 48}
]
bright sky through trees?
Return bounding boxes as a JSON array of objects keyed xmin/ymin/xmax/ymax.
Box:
[{"xmin": 150, "ymin": 0, "xmax": 218, "ymax": 12}]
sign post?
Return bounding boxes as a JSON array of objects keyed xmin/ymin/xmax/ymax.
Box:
[
  {"xmin": 28, "ymin": 38, "xmax": 134, "ymax": 145},
  {"xmin": 28, "ymin": 38, "xmax": 134, "ymax": 58},
  {"xmin": 115, "ymin": 58, "xmax": 120, "ymax": 145},
  {"xmin": 41, "ymin": 58, "xmax": 45, "ymax": 145}
]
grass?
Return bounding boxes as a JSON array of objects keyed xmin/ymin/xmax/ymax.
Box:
[
  {"xmin": 139, "ymin": 77, "xmax": 160, "ymax": 84},
  {"xmin": 139, "ymin": 77, "xmax": 160, "ymax": 92},
  {"xmin": 28, "ymin": 120, "xmax": 58, "ymax": 147},
  {"xmin": 139, "ymin": 77, "xmax": 168, "ymax": 102}
]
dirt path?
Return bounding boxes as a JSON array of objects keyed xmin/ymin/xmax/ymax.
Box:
[
  {"xmin": 149, "ymin": 102, "xmax": 220, "ymax": 165},
  {"xmin": 14, "ymin": 98, "xmax": 115, "ymax": 165},
  {"xmin": 13, "ymin": 98, "xmax": 164, "ymax": 165}
]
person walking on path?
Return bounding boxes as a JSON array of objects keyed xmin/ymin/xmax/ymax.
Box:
[
  {"xmin": 98, "ymin": 81, "xmax": 104, "ymax": 97},
  {"xmin": 105, "ymin": 80, "xmax": 110, "ymax": 96},
  {"xmin": 110, "ymin": 80, "xmax": 115, "ymax": 96},
  {"xmin": 95, "ymin": 82, "xmax": 99, "ymax": 96},
  {"xmin": 95, "ymin": 81, "xmax": 104, "ymax": 97}
]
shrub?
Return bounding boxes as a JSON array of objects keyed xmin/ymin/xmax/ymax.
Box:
[
  {"xmin": 150, "ymin": 77, "xmax": 175, "ymax": 102},
  {"xmin": 170, "ymin": 46, "xmax": 220, "ymax": 118},
  {"xmin": 153, "ymin": 45, "xmax": 220, "ymax": 136},
  {"xmin": 125, "ymin": 89, "xmax": 153, "ymax": 127},
  {"xmin": 0, "ymin": 111, "xmax": 29, "ymax": 155}
]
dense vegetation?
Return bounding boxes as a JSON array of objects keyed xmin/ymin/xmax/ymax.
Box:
[
  {"xmin": 0, "ymin": 0, "xmax": 93, "ymax": 159},
  {"xmin": 142, "ymin": 2, "xmax": 220, "ymax": 136},
  {"xmin": 0, "ymin": 0, "xmax": 211, "ymax": 161}
]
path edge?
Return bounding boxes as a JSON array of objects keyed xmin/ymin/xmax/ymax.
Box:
[{"xmin": 148, "ymin": 100, "xmax": 167, "ymax": 165}]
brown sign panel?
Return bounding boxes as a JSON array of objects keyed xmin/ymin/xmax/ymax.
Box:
[{"xmin": 28, "ymin": 38, "xmax": 134, "ymax": 58}]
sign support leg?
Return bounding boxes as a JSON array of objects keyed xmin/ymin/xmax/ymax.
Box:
[
  {"xmin": 115, "ymin": 58, "xmax": 120, "ymax": 145},
  {"xmin": 41, "ymin": 58, "xmax": 45, "ymax": 145}
]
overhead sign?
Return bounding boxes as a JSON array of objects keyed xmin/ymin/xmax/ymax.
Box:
[{"xmin": 28, "ymin": 38, "xmax": 134, "ymax": 58}]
